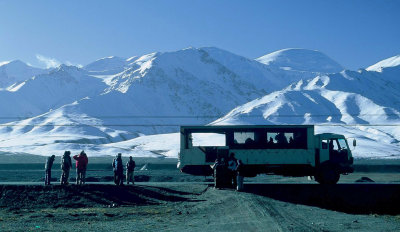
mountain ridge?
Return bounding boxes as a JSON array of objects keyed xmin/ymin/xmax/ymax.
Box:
[
  {"xmin": 0, "ymin": 60, "xmax": 46, "ymax": 89},
  {"xmin": 256, "ymin": 48, "xmax": 344, "ymax": 73},
  {"xmin": 0, "ymin": 47, "xmax": 399, "ymax": 158}
]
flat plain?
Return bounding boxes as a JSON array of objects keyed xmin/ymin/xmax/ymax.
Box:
[{"xmin": 0, "ymin": 155, "xmax": 399, "ymax": 232}]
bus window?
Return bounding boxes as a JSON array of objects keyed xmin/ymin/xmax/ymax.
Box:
[
  {"xmin": 286, "ymin": 133, "xmax": 294, "ymax": 144},
  {"xmin": 266, "ymin": 131, "xmax": 303, "ymax": 149},
  {"xmin": 191, "ymin": 133, "xmax": 226, "ymax": 147},
  {"xmin": 267, "ymin": 132, "xmax": 278, "ymax": 144},
  {"xmin": 234, "ymin": 132, "xmax": 255, "ymax": 145},
  {"xmin": 266, "ymin": 132, "xmax": 292, "ymax": 144},
  {"xmin": 322, "ymin": 140, "xmax": 328, "ymax": 149}
]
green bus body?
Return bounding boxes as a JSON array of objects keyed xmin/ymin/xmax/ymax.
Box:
[{"xmin": 177, "ymin": 125, "xmax": 354, "ymax": 184}]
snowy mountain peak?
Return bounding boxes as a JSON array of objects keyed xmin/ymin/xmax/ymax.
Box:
[
  {"xmin": 50, "ymin": 64, "xmax": 86, "ymax": 76},
  {"xmin": 0, "ymin": 61, "xmax": 11, "ymax": 66},
  {"xmin": 366, "ymin": 55, "xmax": 400, "ymax": 72},
  {"xmin": 0, "ymin": 59, "xmax": 31, "ymax": 68},
  {"xmin": 55, "ymin": 63, "xmax": 79, "ymax": 70},
  {"xmin": 126, "ymin": 56, "xmax": 138, "ymax": 62},
  {"xmin": 134, "ymin": 52, "xmax": 159, "ymax": 63},
  {"xmin": 0, "ymin": 60, "xmax": 45, "ymax": 88},
  {"xmin": 84, "ymin": 56, "xmax": 127, "ymax": 72},
  {"xmin": 256, "ymin": 48, "xmax": 344, "ymax": 73}
]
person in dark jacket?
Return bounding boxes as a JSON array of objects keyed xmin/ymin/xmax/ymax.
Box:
[
  {"xmin": 60, "ymin": 151, "xmax": 72, "ymax": 185},
  {"xmin": 44, "ymin": 155, "xmax": 56, "ymax": 185},
  {"xmin": 112, "ymin": 153, "xmax": 124, "ymax": 186},
  {"xmin": 213, "ymin": 157, "xmax": 229, "ymax": 189},
  {"xmin": 236, "ymin": 160, "xmax": 244, "ymax": 191},
  {"xmin": 228, "ymin": 152, "xmax": 238, "ymax": 188},
  {"xmin": 73, "ymin": 151, "xmax": 88, "ymax": 185},
  {"xmin": 126, "ymin": 156, "xmax": 136, "ymax": 185},
  {"xmin": 212, "ymin": 158, "xmax": 221, "ymax": 188}
]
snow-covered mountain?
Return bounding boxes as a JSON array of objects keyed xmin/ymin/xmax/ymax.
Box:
[
  {"xmin": 366, "ymin": 55, "xmax": 400, "ymax": 72},
  {"xmin": 84, "ymin": 56, "xmax": 130, "ymax": 75},
  {"xmin": 255, "ymin": 48, "xmax": 346, "ymax": 89},
  {"xmin": 0, "ymin": 60, "xmax": 46, "ymax": 89},
  {"xmin": 1, "ymin": 47, "xmax": 295, "ymax": 131},
  {"xmin": 256, "ymin": 48, "xmax": 344, "ymax": 73},
  {"xmin": 0, "ymin": 65, "xmax": 107, "ymax": 123},
  {"xmin": 213, "ymin": 61, "xmax": 400, "ymax": 158},
  {"xmin": 0, "ymin": 47, "xmax": 399, "ymax": 159}
]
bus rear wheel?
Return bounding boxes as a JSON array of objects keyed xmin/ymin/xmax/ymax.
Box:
[{"xmin": 315, "ymin": 166, "xmax": 340, "ymax": 184}]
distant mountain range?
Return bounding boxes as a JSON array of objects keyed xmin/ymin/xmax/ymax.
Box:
[{"xmin": 0, "ymin": 47, "xmax": 399, "ymax": 159}]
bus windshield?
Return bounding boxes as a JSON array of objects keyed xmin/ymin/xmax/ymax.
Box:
[{"xmin": 338, "ymin": 139, "xmax": 348, "ymax": 150}]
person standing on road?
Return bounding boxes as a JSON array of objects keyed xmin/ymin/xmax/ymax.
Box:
[
  {"xmin": 112, "ymin": 155, "xmax": 117, "ymax": 185},
  {"xmin": 212, "ymin": 158, "xmax": 220, "ymax": 188},
  {"xmin": 228, "ymin": 153, "xmax": 238, "ymax": 188},
  {"xmin": 112, "ymin": 153, "xmax": 124, "ymax": 186},
  {"xmin": 126, "ymin": 156, "xmax": 136, "ymax": 185},
  {"xmin": 236, "ymin": 160, "xmax": 244, "ymax": 191},
  {"xmin": 73, "ymin": 151, "xmax": 88, "ymax": 185},
  {"xmin": 60, "ymin": 151, "xmax": 72, "ymax": 185},
  {"xmin": 44, "ymin": 155, "xmax": 56, "ymax": 185},
  {"xmin": 213, "ymin": 157, "xmax": 228, "ymax": 189}
]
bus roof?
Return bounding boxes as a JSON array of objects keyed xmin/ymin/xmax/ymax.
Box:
[
  {"xmin": 181, "ymin": 125, "xmax": 314, "ymax": 132},
  {"xmin": 316, "ymin": 133, "xmax": 346, "ymax": 139}
]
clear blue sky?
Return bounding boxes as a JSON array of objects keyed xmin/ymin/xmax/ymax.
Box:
[{"xmin": 0, "ymin": 0, "xmax": 399, "ymax": 70}]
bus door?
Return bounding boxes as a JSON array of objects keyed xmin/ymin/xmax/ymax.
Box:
[
  {"xmin": 329, "ymin": 139, "xmax": 349, "ymax": 164},
  {"xmin": 319, "ymin": 139, "xmax": 330, "ymax": 163}
]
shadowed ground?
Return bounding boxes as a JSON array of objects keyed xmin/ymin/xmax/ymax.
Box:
[
  {"xmin": 0, "ymin": 183, "xmax": 399, "ymax": 232},
  {"xmin": 0, "ymin": 156, "xmax": 399, "ymax": 231},
  {"xmin": 244, "ymin": 183, "xmax": 400, "ymax": 215}
]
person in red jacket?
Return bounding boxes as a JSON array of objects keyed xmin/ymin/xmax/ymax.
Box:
[{"xmin": 73, "ymin": 150, "xmax": 88, "ymax": 185}]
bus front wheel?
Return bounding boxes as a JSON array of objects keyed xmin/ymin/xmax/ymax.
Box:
[{"xmin": 315, "ymin": 166, "xmax": 340, "ymax": 184}]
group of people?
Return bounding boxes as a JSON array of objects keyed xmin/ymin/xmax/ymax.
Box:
[
  {"xmin": 112, "ymin": 153, "xmax": 136, "ymax": 186},
  {"xmin": 212, "ymin": 152, "xmax": 244, "ymax": 191},
  {"xmin": 45, "ymin": 150, "xmax": 88, "ymax": 185},
  {"xmin": 44, "ymin": 151, "xmax": 135, "ymax": 186}
]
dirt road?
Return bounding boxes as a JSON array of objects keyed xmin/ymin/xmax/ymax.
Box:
[
  {"xmin": 0, "ymin": 156, "xmax": 399, "ymax": 231},
  {"xmin": 176, "ymin": 184, "xmax": 400, "ymax": 232},
  {"xmin": 0, "ymin": 183, "xmax": 399, "ymax": 232}
]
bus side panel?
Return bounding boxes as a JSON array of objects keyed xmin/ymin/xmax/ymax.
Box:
[
  {"xmin": 178, "ymin": 148, "xmax": 205, "ymax": 167},
  {"xmin": 230, "ymin": 149, "xmax": 315, "ymax": 166}
]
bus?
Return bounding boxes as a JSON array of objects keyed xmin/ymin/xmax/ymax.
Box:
[{"xmin": 177, "ymin": 125, "xmax": 354, "ymax": 184}]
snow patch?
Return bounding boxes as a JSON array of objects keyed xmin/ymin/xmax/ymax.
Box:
[{"xmin": 366, "ymin": 55, "xmax": 400, "ymax": 72}]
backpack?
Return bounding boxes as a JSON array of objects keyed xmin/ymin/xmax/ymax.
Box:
[
  {"xmin": 228, "ymin": 159, "xmax": 237, "ymax": 171},
  {"xmin": 114, "ymin": 159, "xmax": 123, "ymax": 172}
]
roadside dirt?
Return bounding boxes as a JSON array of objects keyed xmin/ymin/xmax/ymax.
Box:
[
  {"xmin": 0, "ymin": 157, "xmax": 399, "ymax": 231},
  {"xmin": 0, "ymin": 183, "xmax": 399, "ymax": 232}
]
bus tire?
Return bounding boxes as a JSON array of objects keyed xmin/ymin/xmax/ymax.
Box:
[{"xmin": 315, "ymin": 166, "xmax": 340, "ymax": 184}]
